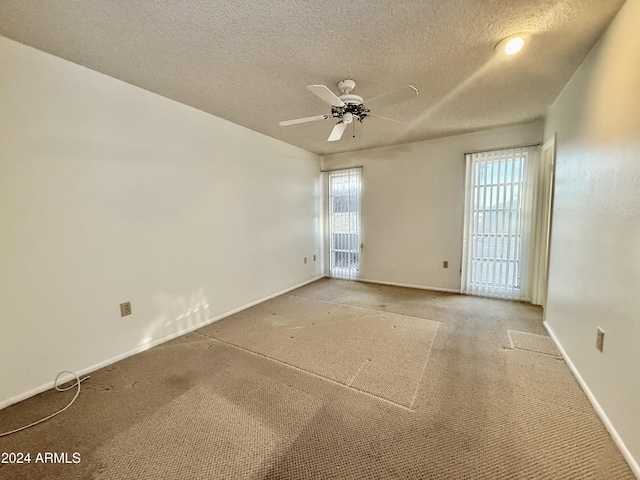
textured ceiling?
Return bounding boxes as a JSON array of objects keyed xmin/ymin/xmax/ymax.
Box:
[{"xmin": 0, "ymin": 0, "xmax": 625, "ymax": 155}]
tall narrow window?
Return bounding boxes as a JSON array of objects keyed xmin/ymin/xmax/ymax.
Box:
[
  {"xmin": 328, "ymin": 168, "xmax": 361, "ymax": 280},
  {"xmin": 461, "ymin": 146, "xmax": 538, "ymax": 300}
]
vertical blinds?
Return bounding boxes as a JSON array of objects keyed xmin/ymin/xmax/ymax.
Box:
[
  {"xmin": 328, "ymin": 168, "xmax": 361, "ymax": 280},
  {"xmin": 461, "ymin": 146, "xmax": 537, "ymax": 300}
]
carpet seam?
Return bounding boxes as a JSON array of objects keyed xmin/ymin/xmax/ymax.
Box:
[
  {"xmin": 345, "ymin": 311, "xmax": 404, "ymax": 387},
  {"xmin": 507, "ymin": 329, "xmax": 561, "ymax": 358},
  {"xmin": 409, "ymin": 322, "xmax": 440, "ymax": 409},
  {"xmin": 511, "ymin": 345, "xmax": 562, "ymax": 358},
  {"xmin": 286, "ymin": 292, "xmax": 440, "ymax": 323},
  {"xmin": 347, "ymin": 360, "xmax": 368, "ymax": 387},
  {"xmin": 198, "ymin": 333, "xmax": 416, "ymax": 412}
]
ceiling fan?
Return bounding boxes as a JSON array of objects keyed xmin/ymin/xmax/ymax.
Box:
[{"xmin": 279, "ymin": 79, "xmax": 418, "ymax": 142}]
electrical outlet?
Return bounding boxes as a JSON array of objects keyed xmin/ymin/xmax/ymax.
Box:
[
  {"xmin": 596, "ymin": 327, "xmax": 604, "ymax": 352},
  {"xmin": 304, "ymin": 257, "xmax": 307, "ymax": 264},
  {"xmin": 313, "ymin": 255, "xmax": 316, "ymax": 261},
  {"xmin": 120, "ymin": 302, "xmax": 132, "ymax": 317},
  {"xmin": 443, "ymin": 260, "xmax": 449, "ymax": 268}
]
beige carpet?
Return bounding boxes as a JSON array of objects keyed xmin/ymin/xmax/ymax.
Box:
[
  {"xmin": 0, "ymin": 278, "xmax": 634, "ymax": 479},
  {"xmin": 203, "ymin": 294, "xmax": 439, "ymax": 408},
  {"xmin": 508, "ymin": 329, "xmax": 562, "ymax": 357}
]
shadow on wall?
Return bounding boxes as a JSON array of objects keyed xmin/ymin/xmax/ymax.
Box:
[
  {"xmin": 138, "ymin": 288, "xmax": 212, "ymax": 347},
  {"xmin": 586, "ymin": 0, "xmax": 640, "ymax": 143}
]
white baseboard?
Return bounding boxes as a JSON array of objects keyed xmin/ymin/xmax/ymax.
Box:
[
  {"xmin": 544, "ymin": 321, "xmax": 640, "ymax": 478},
  {"xmin": 356, "ymin": 277, "xmax": 461, "ymax": 294},
  {"xmin": 0, "ymin": 275, "xmax": 325, "ymax": 411}
]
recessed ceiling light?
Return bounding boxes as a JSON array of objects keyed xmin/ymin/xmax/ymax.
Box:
[{"xmin": 495, "ymin": 33, "xmax": 532, "ymax": 56}]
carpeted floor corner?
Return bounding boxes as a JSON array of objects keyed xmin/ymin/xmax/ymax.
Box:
[{"xmin": 0, "ymin": 278, "xmax": 634, "ymax": 479}]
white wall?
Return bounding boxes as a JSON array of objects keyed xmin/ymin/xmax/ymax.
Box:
[
  {"xmin": 0, "ymin": 37, "xmax": 322, "ymax": 407},
  {"xmin": 322, "ymin": 121, "xmax": 543, "ymax": 292},
  {"xmin": 543, "ymin": 0, "xmax": 640, "ymax": 473}
]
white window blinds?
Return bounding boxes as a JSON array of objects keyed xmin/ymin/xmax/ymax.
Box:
[
  {"xmin": 461, "ymin": 146, "xmax": 538, "ymax": 300},
  {"xmin": 328, "ymin": 168, "xmax": 362, "ymax": 280}
]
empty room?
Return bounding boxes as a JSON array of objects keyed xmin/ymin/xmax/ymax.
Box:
[{"xmin": 1, "ymin": 1, "xmax": 638, "ymax": 478}]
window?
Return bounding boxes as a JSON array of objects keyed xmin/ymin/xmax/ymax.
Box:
[
  {"xmin": 461, "ymin": 146, "xmax": 538, "ymax": 300},
  {"xmin": 328, "ymin": 168, "xmax": 361, "ymax": 280}
]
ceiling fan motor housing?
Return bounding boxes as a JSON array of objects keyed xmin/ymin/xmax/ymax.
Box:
[{"xmin": 339, "ymin": 94, "xmax": 363, "ymax": 105}]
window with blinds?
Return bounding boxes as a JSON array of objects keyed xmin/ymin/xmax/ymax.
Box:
[
  {"xmin": 328, "ymin": 168, "xmax": 361, "ymax": 280},
  {"xmin": 461, "ymin": 146, "xmax": 538, "ymax": 300}
]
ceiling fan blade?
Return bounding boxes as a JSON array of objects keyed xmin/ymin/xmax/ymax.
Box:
[
  {"xmin": 328, "ymin": 122, "xmax": 348, "ymax": 142},
  {"xmin": 366, "ymin": 85, "xmax": 418, "ymax": 109},
  {"xmin": 369, "ymin": 113, "xmax": 404, "ymax": 124},
  {"xmin": 307, "ymin": 85, "xmax": 345, "ymax": 107},
  {"xmin": 279, "ymin": 114, "xmax": 331, "ymax": 126}
]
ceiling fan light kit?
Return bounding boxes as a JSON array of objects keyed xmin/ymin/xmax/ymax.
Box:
[{"xmin": 279, "ymin": 79, "xmax": 418, "ymax": 142}]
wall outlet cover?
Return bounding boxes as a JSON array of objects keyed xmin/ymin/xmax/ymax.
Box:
[{"xmin": 120, "ymin": 302, "xmax": 132, "ymax": 317}]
